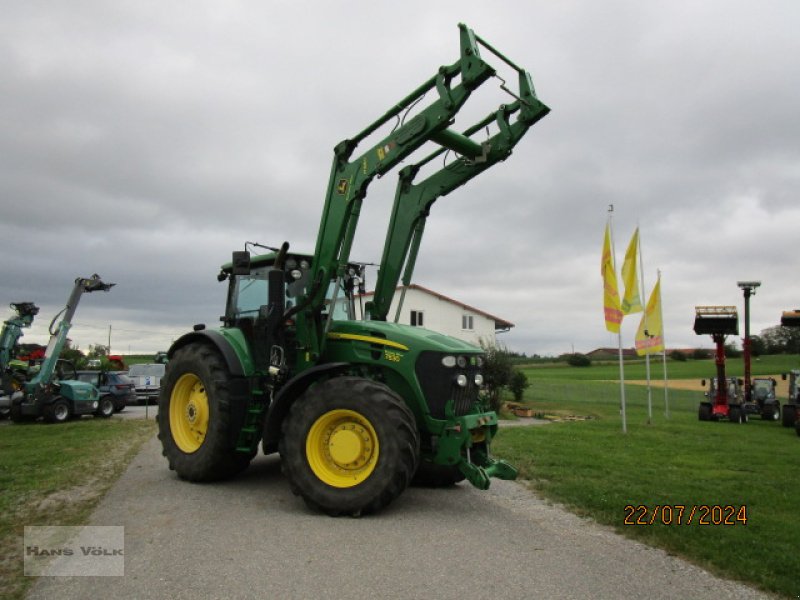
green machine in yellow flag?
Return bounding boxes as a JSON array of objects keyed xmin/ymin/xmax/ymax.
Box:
[
  {"xmin": 601, "ymin": 223, "xmax": 622, "ymax": 333},
  {"xmin": 635, "ymin": 276, "xmax": 664, "ymax": 355},
  {"xmin": 621, "ymin": 228, "xmax": 643, "ymax": 315}
]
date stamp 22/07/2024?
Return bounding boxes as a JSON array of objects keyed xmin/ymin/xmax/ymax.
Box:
[{"xmin": 624, "ymin": 505, "xmax": 748, "ymax": 526}]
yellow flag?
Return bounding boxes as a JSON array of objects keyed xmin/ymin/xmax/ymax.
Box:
[
  {"xmin": 635, "ymin": 276, "xmax": 665, "ymax": 355},
  {"xmin": 621, "ymin": 228, "xmax": 643, "ymax": 314},
  {"xmin": 602, "ymin": 223, "xmax": 622, "ymax": 333}
]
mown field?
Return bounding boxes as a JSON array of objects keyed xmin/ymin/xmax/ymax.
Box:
[{"xmin": 493, "ymin": 354, "xmax": 800, "ymax": 598}]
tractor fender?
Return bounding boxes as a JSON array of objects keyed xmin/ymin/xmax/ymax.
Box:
[
  {"xmin": 168, "ymin": 330, "xmax": 245, "ymax": 377},
  {"xmin": 261, "ymin": 362, "xmax": 351, "ymax": 454}
]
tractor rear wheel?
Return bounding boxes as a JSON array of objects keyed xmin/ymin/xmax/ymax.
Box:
[
  {"xmin": 728, "ymin": 405, "xmax": 742, "ymax": 424},
  {"xmin": 280, "ymin": 377, "xmax": 420, "ymax": 516},
  {"xmin": 10, "ymin": 403, "xmax": 35, "ymax": 423},
  {"xmin": 157, "ymin": 343, "xmax": 253, "ymax": 482},
  {"xmin": 44, "ymin": 399, "xmax": 71, "ymax": 424},
  {"xmin": 782, "ymin": 404, "xmax": 797, "ymax": 428}
]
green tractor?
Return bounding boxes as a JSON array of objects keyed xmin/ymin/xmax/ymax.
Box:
[
  {"xmin": 158, "ymin": 23, "xmax": 549, "ymax": 516},
  {"xmin": 11, "ymin": 275, "xmax": 116, "ymax": 423}
]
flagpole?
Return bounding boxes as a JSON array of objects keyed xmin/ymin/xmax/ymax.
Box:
[
  {"xmin": 637, "ymin": 228, "xmax": 653, "ymax": 425},
  {"xmin": 608, "ymin": 205, "xmax": 627, "ymax": 434},
  {"xmin": 658, "ymin": 269, "xmax": 670, "ymax": 418}
]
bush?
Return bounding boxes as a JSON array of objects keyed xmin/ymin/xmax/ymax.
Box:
[
  {"xmin": 509, "ymin": 370, "xmax": 530, "ymax": 402},
  {"xmin": 692, "ymin": 348, "xmax": 710, "ymax": 360},
  {"xmin": 480, "ymin": 342, "xmax": 514, "ymax": 412},
  {"xmin": 566, "ymin": 353, "xmax": 591, "ymax": 367},
  {"xmin": 670, "ymin": 350, "xmax": 687, "ymax": 362}
]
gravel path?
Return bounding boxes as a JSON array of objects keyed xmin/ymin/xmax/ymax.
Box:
[{"xmin": 27, "ymin": 435, "xmax": 773, "ymax": 600}]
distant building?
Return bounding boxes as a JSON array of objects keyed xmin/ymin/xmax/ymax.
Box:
[{"xmin": 357, "ymin": 284, "xmax": 513, "ymax": 347}]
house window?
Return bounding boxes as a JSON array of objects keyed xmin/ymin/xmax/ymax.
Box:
[
  {"xmin": 462, "ymin": 315, "xmax": 474, "ymax": 330},
  {"xmin": 411, "ymin": 310, "xmax": 424, "ymax": 327}
]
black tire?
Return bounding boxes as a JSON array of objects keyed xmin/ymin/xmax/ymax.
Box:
[
  {"xmin": 413, "ymin": 459, "xmax": 465, "ymax": 487},
  {"xmin": 95, "ymin": 396, "xmax": 114, "ymax": 418},
  {"xmin": 10, "ymin": 403, "xmax": 35, "ymax": 423},
  {"xmin": 157, "ymin": 343, "xmax": 253, "ymax": 482},
  {"xmin": 44, "ymin": 399, "xmax": 71, "ymax": 424},
  {"xmin": 782, "ymin": 404, "xmax": 797, "ymax": 428},
  {"xmin": 761, "ymin": 403, "xmax": 780, "ymax": 421},
  {"xmin": 698, "ymin": 403, "xmax": 712, "ymax": 421},
  {"xmin": 280, "ymin": 377, "xmax": 420, "ymax": 517},
  {"xmin": 728, "ymin": 405, "xmax": 742, "ymax": 424},
  {"xmin": 795, "ymin": 421, "xmax": 800, "ymax": 438}
]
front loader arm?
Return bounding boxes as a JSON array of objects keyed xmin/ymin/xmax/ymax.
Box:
[
  {"xmin": 295, "ymin": 24, "xmax": 501, "ymax": 367},
  {"xmin": 367, "ymin": 73, "xmax": 550, "ymax": 322}
]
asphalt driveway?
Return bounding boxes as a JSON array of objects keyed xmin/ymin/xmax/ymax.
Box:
[{"xmin": 25, "ymin": 433, "xmax": 771, "ymax": 600}]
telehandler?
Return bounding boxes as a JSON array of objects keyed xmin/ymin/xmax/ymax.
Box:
[
  {"xmin": 694, "ymin": 306, "xmax": 746, "ymax": 422},
  {"xmin": 158, "ymin": 23, "xmax": 550, "ymax": 515},
  {"xmin": 0, "ymin": 302, "xmax": 39, "ymax": 417},
  {"xmin": 11, "ymin": 275, "xmax": 115, "ymax": 423}
]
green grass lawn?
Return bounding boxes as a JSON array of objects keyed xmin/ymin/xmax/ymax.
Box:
[
  {"xmin": 0, "ymin": 419, "xmax": 155, "ymax": 600},
  {"xmin": 522, "ymin": 353, "xmax": 800, "ymax": 381},
  {"xmin": 493, "ymin": 359, "xmax": 800, "ymax": 598}
]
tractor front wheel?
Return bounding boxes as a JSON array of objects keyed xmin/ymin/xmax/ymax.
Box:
[
  {"xmin": 44, "ymin": 399, "xmax": 71, "ymax": 424},
  {"xmin": 761, "ymin": 403, "xmax": 780, "ymax": 421},
  {"xmin": 280, "ymin": 377, "xmax": 420, "ymax": 516},
  {"xmin": 698, "ymin": 403, "xmax": 712, "ymax": 421},
  {"xmin": 157, "ymin": 343, "xmax": 253, "ymax": 481},
  {"xmin": 95, "ymin": 396, "xmax": 114, "ymax": 418}
]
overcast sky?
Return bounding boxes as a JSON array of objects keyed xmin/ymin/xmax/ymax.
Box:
[{"xmin": 2, "ymin": 1, "xmax": 798, "ymax": 357}]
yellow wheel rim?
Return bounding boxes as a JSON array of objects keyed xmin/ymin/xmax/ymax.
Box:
[
  {"xmin": 169, "ymin": 373, "xmax": 209, "ymax": 453},
  {"xmin": 306, "ymin": 409, "xmax": 380, "ymax": 488}
]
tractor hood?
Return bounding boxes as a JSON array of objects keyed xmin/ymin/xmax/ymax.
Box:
[{"xmin": 327, "ymin": 320, "xmax": 482, "ymax": 355}]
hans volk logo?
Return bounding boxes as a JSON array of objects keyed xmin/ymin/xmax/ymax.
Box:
[{"xmin": 24, "ymin": 526, "xmax": 125, "ymax": 576}]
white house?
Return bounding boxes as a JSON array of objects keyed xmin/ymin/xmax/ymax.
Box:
[{"xmin": 357, "ymin": 284, "xmax": 513, "ymax": 347}]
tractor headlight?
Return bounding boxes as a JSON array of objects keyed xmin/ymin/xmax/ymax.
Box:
[
  {"xmin": 456, "ymin": 356, "xmax": 467, "ymax": 368},
  {"xmin": 441, "ymin": 356, "xmax": 456, "ymax": 368},
  {"xmin": 476, "ymin": 356, "xmax": 484, "ymax": 368},
  {"xmin": 455, "ymin": 374, "xmax": 468, "ymax": 387},
  {"xmin": 474, "ymin": 373, "xmax": 484, "ymax": 387},
  {"xmin": 290, "ymin": 269, "xmax": 302, "ymax": 280},
  {"xmin": 92, "ymin": 401, "xmax": 99, "ymax": 409}
]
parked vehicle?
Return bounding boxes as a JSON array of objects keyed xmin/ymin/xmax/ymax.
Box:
[
  {"xmin": 700, "ymin": 375, "xmax": 746, "ymax": 422},
  {"xmin": 745, "ymin": 377, "xmax": 780, "ymax": 420},
  {"xmin": 127, "ymin": 363, "xmax": 165, "ymax": 405},
  {"xmin": 11, "ymin": 275, "xmax": 115, "ymax": 423},
  {"xmin": 76, "ymin": 370, "xmax": 134, "ymax": 412},
  {"xmin": 157, "ymin": 24, "xmax": 549, "ymax": 516}
]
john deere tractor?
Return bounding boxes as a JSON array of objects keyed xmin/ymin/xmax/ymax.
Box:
[{"xmin": 158, "ymin": 23, "xmax": 549, "ymax": 516}]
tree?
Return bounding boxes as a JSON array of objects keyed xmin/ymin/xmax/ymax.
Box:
[
  {"xmin": 509, "ymin": 370, "xmax": 530, "ymax": 402},
  {"xmin": 692, "ymin": 348, "xmax": 711, "ymax": 360},
  {"xmin": 670, "ymin": 350, "xmax": 687, "ymax": 362},
  {"xmin": 566, "ymin": 353, "xmax": 591, "ymax": 367},
  {"xmin": 759, "ymin": 325, "xmax": 800, "ymax": 354},
  {"xmin": 480, "ymin": 341, "xmax": 514, "ymax": 412},
  {"xmin": 87, "ymin": 344, "xmax": 109, "ymax": 358}
]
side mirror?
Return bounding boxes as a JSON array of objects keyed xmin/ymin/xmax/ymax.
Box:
[
  {"xmin": 782, "ymin": 373, "xmax": 787, "ymax": 381},
  {"xmin": 232, "ymin": 251, "xmax": 251, "ymax": 276},
  {"xmin": 738, "ymin": 378, "xmax": 744, "ymax": 386},
  {"xmin": 701, "ymin": 379, "xmax": 706, "ymax": 387}
]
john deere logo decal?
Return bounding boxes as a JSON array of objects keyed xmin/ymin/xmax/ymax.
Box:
[{"xmin": 337, "ymin": 179, "xmax": 349, "ymax": 195}]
